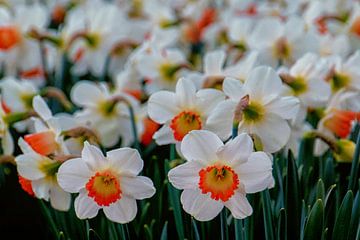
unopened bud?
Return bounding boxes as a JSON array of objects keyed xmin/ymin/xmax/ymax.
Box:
[{"xmin": 333, "ymin": 139, "xmax": 356, "ymax": 163}]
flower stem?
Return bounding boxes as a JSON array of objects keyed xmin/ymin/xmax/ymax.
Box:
[
  {"xmin": 220, "ymin": 209, "xmax": 229, "ymax": 240},
  {"xmin": 128, "ymin": 104, "xmax": 140, "ymax": 153}
]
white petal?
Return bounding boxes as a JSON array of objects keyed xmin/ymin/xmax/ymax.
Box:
[
  {"xmin": 168, "ymin": 161, "xmax": 203, "ymax": 190},
  {"xmin": 266, "ymin": 96, "xmax": 300, "ymax": 120},
  {"xmin": 175, "ymin": 78, "xmax": 197, "ymax": 108},
  {"xmin": 216, "ymin": 133, "xmax": 253, "ymax": 167},
  {"xmin": 15, "ymin": 154, "xmax": 45, "ymax": 180},
  {"xmin": 180, "ymin": 189, "xmax": 223, "ymax": 221},
  {"xmin": 70, "ymin": 81, "xmax": 104, "ymax": 107},
  {"xmin": 148, "ymin": 91, "xmax": 179, "ymax": 124},
  {"xmin": 107, "ymin": 148, "xmax": 143, "ymax": 176},
  {"xmin": 2, "ymin": 130, "xmax": 14, "ymax": 155},
  {"xmin": 57, "ymin": 158, "xmax": 92, "ymax": 193},
  {"xmin": 180, "ymin": 130, "xmax": 223, "ymax": 165},
  {"xmin": 103, "ymin": 196, "xmax": 137, "ymax": 224},
  {"xmin": 33, "ymin": 95, "xmax": 52, "ymax": 121},
  {"xmin": 121, "ymin": 176, "xmax": 155, "ymax": 199},
  {"xmin": 223, "ymin": 77, "xmax": 246, "ymax": 102},
  {"xmin": 153, "ymin": 125, "xmax": 176, "ymax": 145},
  {"xmin": 204, "ymin": 50, "xmax": 226, "ymax": 75},
  {"xmin": 195, "ymin": 89, "xmax": 225, "ymax": 116},
  {"xmin": 224, "ymin": 191, "xmax": 253, "ymax": 219},
  {"xmin": 236, "ymin": 152, "xmax": 273, "ymax": 193},
  {"xmin": 251, "ymin": 114, "xmax": 291, "ymax": 153},
  {"xmin": 32, "ymin": 178, "xmax": 50, "ymax": 200},
  {"xmin": 81, "ymin": 142, "xmax": 107, "ymax": 171},
  {"xmin": 205, "ymin": 100, "xmax": 235, "ymax": 140},
  {"xmin": 74, "ymin": 190, "xmax": 100, "ymax": 219},
  {"xmin": 244, "ymin": 66, "xmax": 283, "ymax": 102},
  {"xmin": 50, "ymin": 184, "xmax": 71, "ymax": 211}
]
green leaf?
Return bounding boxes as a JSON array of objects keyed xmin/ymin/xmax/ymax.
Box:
[
  {"xmin": 316, "ymin": 179, "xmax": 325, "ymax": 201},
  {"xmin": 191, "ymin": 217, "xmax": 200, "ymax": 240},
  {"xmin": 276, "ymin": 208, "xmax": 287, "ymax": 240},
  {"xmin": 286, "ymin": 151, "xmax": 301, "ymax": 240},
  {"xmin": 324, "ymin": 156, "xmax": 335, "ymax": 188},
  {"xmin": 348, "ymin": 130, "xmax": 360, "ymax": 191},
  {"xmin": 303, "ymin": 199, "xmax": 324, "ymax": 240},
  {"xmin": 262, "ymin": 189, "xmax": 274, "ymax": 240},
  {"xmin": 165, "ymin": 159, "xmax": 184, "ymax": 240},
  {"xmin": 348, "ymin": 190, "xmax": 360, "ymax": 240},
  {"xmin": 332, "ymin": 191, "xmax": 354, "ymax": 240},
  {"xmin": 160, "ymin": 222, "xmax": 168, "ymax": 240}
]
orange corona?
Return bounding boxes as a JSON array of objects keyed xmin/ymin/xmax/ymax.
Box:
[
  {"xmin": 198, "ymin": 165, "xmax": 239, "ymax": 202},
  {"xmin": 18, "ymin": 175, "xmax": 35, "ymax": 197},
  {"xmin": 0, "ymin": 26, "xmax": 21, "ymax": 51},
  {"xmin": 86, "ymin": 170, "xmax": 121, "ymax": 206},
  {"xmin": 324, "ymin": 109, "xmax": 360, "ymax": 138},
  {"xmin": 24, "ymin": 131, "xmax": 58, "ymax": 156},
  {"xmin": 170, "ymin": 111, "xmax": 202, "ymax": 141}
]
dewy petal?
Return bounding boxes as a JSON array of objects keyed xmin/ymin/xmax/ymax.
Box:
[
  {"xmin": 70, "ymin": 81, "xmax": 104, "ymax": 107},
  {"xmin": 148, "ymin": 91, "xmax": 179, "ymax": 124},
  {"xmin": 32, "ymin": 95, "xmax": 52, "ymax": 121},
  {"xmin": 216, "ymin": 133, "xmax": 253, "ymax": 167},
  {"xmin": 153, "ymin": 125, "xmax": 176, "ymax": 145},
  {"xmin": 180, "ymin": 189, "xmax": 224, "ymax": 221},
  {"xmin": 224, "ymin": 191, "xmax": 253, "ymax": 219},
  {"xmin": 180, "ymin": 130, "xmax": 223, "ymax": 165},
  {"xmin": 121, "ymin": 176, "xmax": 155, "ymax": 200},
  {"xmin": 175, "ymin": 78, "xmax": 197, "ymax": 108},
  {"xmin": 168, "ymin": 161, "xmax": 203, "ymax": 190},
  {"xmin": 81, "ymin": 142, "xmax": 108, "ymax": 171},
  {"xmin": 75, "ymin": 189, "xmax": 101, "ymax": 219},
  {"xmin": 244, "ymin": 66, "xmax": 283, "ymax": 102},
  {"xmin": 222, "ymin": 77, "xmax": 246, "ymax": 102},
  {"xmin": 50, "ymin": 184, "xmax": 71, "ymax": 211},
  {"xmin": 266, "ymin": 96, "xmax": 300, "ymax": 120},
  {"xmin": 206, "ymin": 100, "xmax": 235, "ymax": 140},
  {"xmin": 195, "ymin": 89, "xmax": 225, "ymax": 116},
  {"xmin": 252, "ymin": 113, "xmax": 291, "ymax": 153},
  {"xmin": 204, "ymin": 50, "xmax": 226, "ymax": 75},
  {"xmin": 236, "ymin": 152, "xmax": 273, "ymax": 193},
  {"xmin": 103, "ymin": 195, "xmax": 137, "ymax": 224},
  {"xmin": 57, "ymin": 158, "xmax": 92, "ymax": 193},
  {"xmin": 107, "ymin": 148, "xmax": 143, "ymax": 176}
]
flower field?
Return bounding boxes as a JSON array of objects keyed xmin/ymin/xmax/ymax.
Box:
[{"xmin": 0, "ymin": 0, "xmax": 359, "ymax": 239}]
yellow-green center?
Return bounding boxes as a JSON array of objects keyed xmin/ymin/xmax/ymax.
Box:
[{"xmin": 242, "ymin": 101, "xmax": 265, "ymax": 123}]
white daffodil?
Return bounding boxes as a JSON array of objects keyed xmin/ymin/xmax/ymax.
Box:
[
  {"xmin": 207, "ymin": 66, "xmax": 300, "ymax": 153},
  {"xmin": 168, "ymin": 130, "xmax": 273, "ymax": 221},
  {"xmin": 15, "ymin": 138, "xmax": 71, "ymax": 211},
  {"xmin": 280, "ymin": 53, "xmax": 331, "ymax": 108},
  {"xmin": 326, "ymin": 50, "xmax": 360, "ymax": 92},
  {"xmin": 57, "ymin": 142, "xmax": 155, "ymax": 223},
  {"xmin": 71, "ymin": 81, "xmax": 142, "ymax": 148},
  {"xmin": 147, "ymin": 77, "xmax": 224, "ymax": 148}
]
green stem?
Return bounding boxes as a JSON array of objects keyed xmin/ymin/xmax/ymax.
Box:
[
  {"xmin": 348, "ymin": 130, "xmax": 360, "ymax": 191},
  {"xmin": 100, "ymin": 54, "xmax": 112, "ymax": 82},
  {"xmin": 220, "ymin": 209, "xmax": 229, "ymax": 240},
  {"xmin": 128, "ymin": 104, "xmax": 140, "ymax": 153}
]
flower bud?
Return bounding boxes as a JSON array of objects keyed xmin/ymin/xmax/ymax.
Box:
[{"xmin": 333, "ymin": 139, "xmax": 356, "ymax": 163}]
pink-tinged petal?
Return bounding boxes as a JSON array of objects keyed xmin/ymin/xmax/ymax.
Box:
[
  {"xmin": 103, "ymin": 196, "xmax": 137, "ymax": 224},
  {"xmin": 70, "ymin": 81, "xmax": 104, "ymax": 107},
  {"xmin": 204, "ymin": 50, "xmax": 226, "ymax": 75},
  {"xmin": 224, "ymin": 191, "xmax": 253, "ymax": 219},
  {"xmin": 120, "ymin": 176, "xmax": 155, "ymax": 199},
  {"xmin": 180, "ymin": 189, "xmax": 224, "ymax": 221},
  {"xmin": 180, "ymin": 130, "xmax": 223, "ymax": 165},
  {"xmin": 175, "ymin": 78, "xmax": 197, "ymax": 108},
  {"xmin": 206, "ymin": 100, "xmax": 235, "ymax": 140},
  {"xmin": 153, "ymin": 125, "xmax": 176, "ymax": 145},
  {"xmin": 236, "ymin": 152, "xmax": 273, "ymax": 193},
  {"xmin": 32, "ymin": 95, "xmax": 52, "ymax": 121},
  {"xmin": 148, "ymin": 91, "xmax": 179, "ymax": 124},
  {"xmin": 168, "ymin": 161, "xmax": 203, "ymax": 190},
  {"xmin": 266, "ymin": 96, "xmax": 300, "ymax": 120},
  {"xmin": 222, "ymin": 78, "xmax": 246, "ymax": 102},
  {"xmin": 74, "ymin": 190, "xmax": 100, "ymax": 219},
  {"xmin": 24, "ymin": 131, "xmax": 57, "ymax": 156},
  {"xmin": 81, "ymin": 142, "xmax": 107, "ymax": 171},
  {"xmin": 244, "ymin": 66, "xmax": 283, "ymax": 102},
  {"xmin": 57, "ymin": 158, "xmax": 92, "ymax": 193},
  {"xmin": 107, "ymin": 148, "xmax": 143, "ymax": 176},
  {"xmin": 50, "ymin": 184, "xmax": 71, "ymax": 211},
  {"xmin": 216, "ymin": 133, "xmax": 253, "ymax": 167},
  {"xmin": 251, "ymin": 113, "xmax": 291, "ymax": 153}
]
